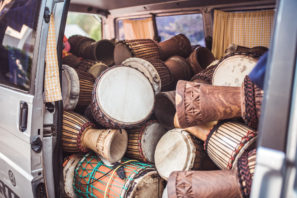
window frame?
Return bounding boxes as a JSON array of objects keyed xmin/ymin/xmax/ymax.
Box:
[
  {"xmin": 0, "ymin": 0, "xmax": 42, "ymax": 94},
  {"xmin": 114, "ymin": 10, "xmax": 206, "ymax": 43}
]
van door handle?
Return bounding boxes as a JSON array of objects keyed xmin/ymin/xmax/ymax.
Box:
[{"xmin": 19, "ymin": 101, "xmax": 28, "ymax": 132}]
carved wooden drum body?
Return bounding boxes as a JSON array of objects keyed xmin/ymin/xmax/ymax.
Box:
[
  {"xmin": 73, "ymin": 154, "xmax": 164, "ymax": 198},
  {"xmin": 91, "ymin": 66, "xmax": 155, "ymax": 128},
  {"xmin": 62, "ymin": 64, "xmax": 80, "ymax": 110},
  {"xmin": 126, "ymin": 120, "xmax": 167, "ymax": 163}
]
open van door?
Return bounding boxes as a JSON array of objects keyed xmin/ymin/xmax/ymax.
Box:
[{"xmin": 0, "ymin": 0, "xmax": 54, "ymax": 197}]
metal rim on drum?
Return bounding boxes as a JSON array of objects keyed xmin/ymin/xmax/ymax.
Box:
[
  {"xmin": 73, "ymin": 153, "xmax": 163, "ymax": 198},
  {"xmin": 126, "ymin": 120, "xmax": 167, "ymax": 163},
  {"xmin": 205, "ymin": 121, "xmax": 257, "ymax": 170},
  {"xmin": 154, "ymin": 128, "xmax": 205, "ymax": 180},
  {"xmin": 91, "ymin": 66, "xmax": 155, "ymax": 128},
  {"xmin": 122, "ymin": 57, "xmax": 161, "ymax": 94},
  {"xmin": 212, "ymin": 52, "xmax": 258, "ymax": 87},
  {"xmin": 62, "ymin": 64, "xmax": 80, "ymax": 110}
]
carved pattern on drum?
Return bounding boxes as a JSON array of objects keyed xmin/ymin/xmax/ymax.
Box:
[
  {"xmin": 168, "ymin": 170, "xmax": 242, "ymax": 198},
  {"xmin": 205, "ymin": 121, "xmax": 257, "ymax": 170},
  {"xmin": 176, "ymin": 81, "xmax": 241, "ymax": 128}
]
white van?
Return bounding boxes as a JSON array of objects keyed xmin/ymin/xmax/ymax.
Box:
[{"xmin": 0, "ymin": 0, "xmax": 296, "ymax": 197}]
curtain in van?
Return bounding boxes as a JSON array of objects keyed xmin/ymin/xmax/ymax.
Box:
[
  {"xmin": 212, "ymin": 10, "xmax": 274, "ymax": 58},
  {"xmin": 123, "ymin": 18, "xmax": 154, "ymax": 39}
]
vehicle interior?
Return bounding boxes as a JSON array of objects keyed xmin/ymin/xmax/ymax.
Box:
[{"xmin": 0, "ymin": 0, "xmax": 297, "ymax": 197}]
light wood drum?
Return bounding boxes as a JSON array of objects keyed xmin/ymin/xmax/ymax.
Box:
[
  {"xmin": 126, "ymin": 120, "xmax": 167, "ymax": 163},
  {"xmin": 74, "ymin": 154, "xmax": 165, "ymax": 198},
  {"xmin": 155, "ymin": 129, "xmax": 208, "ymax": 180},
  {"xmin": 62, "ymin": 64, "xmax": 80, "ymax": 110},
  {"xmin": 62, "ymin": 111, "xmax": 128, "ymax": 164},
  {"xmin": 212, "ymin": 54, "xmax": 257, "ymax": 87},
  {"xmin": 91, "ymin": 66, "xmax": 155, "ymax": 128},
  {"xmin": 205, "ymin": 121, "xmax": 257, "ymax": 170}
]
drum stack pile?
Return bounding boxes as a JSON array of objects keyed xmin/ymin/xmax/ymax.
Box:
[{"xmin": 60, "ymin": 34, "xmax": 267, "ymax": 198}]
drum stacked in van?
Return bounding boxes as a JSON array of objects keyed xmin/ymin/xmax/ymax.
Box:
[{"xmin": 61, "ymin": 34, "xmax": 266, "ymax": 198}]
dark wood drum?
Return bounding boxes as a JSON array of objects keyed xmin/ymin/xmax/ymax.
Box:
[
  {"xmin": 91, "ymin": 66, "xmax": 155, "ymax": 128},
  {"xmin": 114, "ymin": 39, "xmax": 161, "ymax": 65}
]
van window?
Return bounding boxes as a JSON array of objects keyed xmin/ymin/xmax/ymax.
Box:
[
  {"xmin": 156, "ymin": 14, "xmax": 205, "ymax": 46},
  {"xmin": 65, "ymin": 12, "xmax": 102, "ymax": 41},
  {"xmin": 0, "ymin": 0, "xmax": 40, "ymax": 91}
]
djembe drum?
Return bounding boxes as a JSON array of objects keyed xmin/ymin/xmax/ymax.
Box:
[
  {"xmin": 158, "ymin": 34, "xmax": 192, "ymax": 60},
  {"xmin": 73, "ymin": 153, "xmax": 165, "ymax": 198},
  {"xmin": 164, "ymin": 56, "xmax": 193, "ymax": 82},
  {"xmin": 91, "ymin": 66, "xmax": 155, "ymax": 128},
  {"xmin": 62, "ymin": 53, "xmax": 81, "ymax": 69},
  {"xmin": 62, "ymin": 111, "xmax": 128, "ymax": 164},
  {"xmin": 114, "ymin": 39, "xmax": 161, "ymax": 65},
  {"xmin": 205, "ymin": 121, "xmax": 257, "ymax": 169},
  {"xmin": 176, "ymin": 81, "xmax": 242, "ymax": 128},
  {"xmin": 176, "ymin": 79, "xmax": 264, "ymax": 129},
  {"xmin": 154, "ymin": 91, "xmax": 176, "ymax": 130},
  {"xmin": 126, "ymin": 120, "xmax": 167, "ymax": 163},
  {"xmin": 187, "ymin": 46, "xmax": 215, "ymax": 74},
  {"xmin": 122, "ymin": 57, "xmax": 162, "ymax": 94},
  {"xmin": 191, "ymin": 52, "xmax": 259, "ymax": 87},
  {"xmin": 63, "ymin": 154, "xmax": 82, "ymax": 198},
  {"xmin": 154, "ymin": 129, "xmax": 216, "ymax": 180},
  {"xmin": 212, "ymin": 53, "xmax": 258, "ymax": 87},
  {"xmin": 167, "ymin": 148, "xmax": 257, "ymax": 198},
  {"xmin": 75, "ymin": 70, "xmax": 94, "ymax": 112},
  {"xmin": 62, "ymin": 65, "xmax": 80, "ymax": 110}
]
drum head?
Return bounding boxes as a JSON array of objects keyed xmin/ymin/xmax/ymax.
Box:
[
  {"xmin": 141, "ymin": 122, "xmax": 167, "ymax": 163},
  {"xmin": 95, "ymin": 66, "xmax": 154, "ymax": 127},
  {"xmin": 155, "ymin": 129, "xmax": 196, "ymax": 180},
  {"xmin": 87, "ymin": 62, "xmax": 108, "ymax": 79},
  {"xmin": 62, "ymin": 65, "xmax": 80, "ymax": 110},
  {"xmin": 63, "ymin": 154, "xmax": 81, "ymax": 198},
  {"xmin": 212, "ymin": 55, "xmax": 257, "ymax": 87},
  {"xmin": 122, "ymin": 57, "xmax": 161, "ymax": 94},
  {"xmin": 127, "ymin": 171, "xmax": 164, "ymax": 198},
  {"xmin": 114, "ymin": 42, "xmax": 133, "ymax": 65}
]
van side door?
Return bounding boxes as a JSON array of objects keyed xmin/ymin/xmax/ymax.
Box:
[{"xmin": 0, "ymin": 0, "xmax": 53, "ymax": 197}]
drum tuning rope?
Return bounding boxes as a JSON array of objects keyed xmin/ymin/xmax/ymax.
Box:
[{"xmin": 104, "ymin": 160, "xmax": 138, "ymax": 198}]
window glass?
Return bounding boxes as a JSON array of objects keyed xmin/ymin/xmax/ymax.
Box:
[
  {"xmin": 0, "ymin": 0, "xmax": 40, "ymax": 91},
  {"xmin": 156, "ymin": 14, "xmax": 205, "ymax": 46},
  {"xmin": 65, "ymin": 12, "xmax": 102, "ymax": 41}
]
